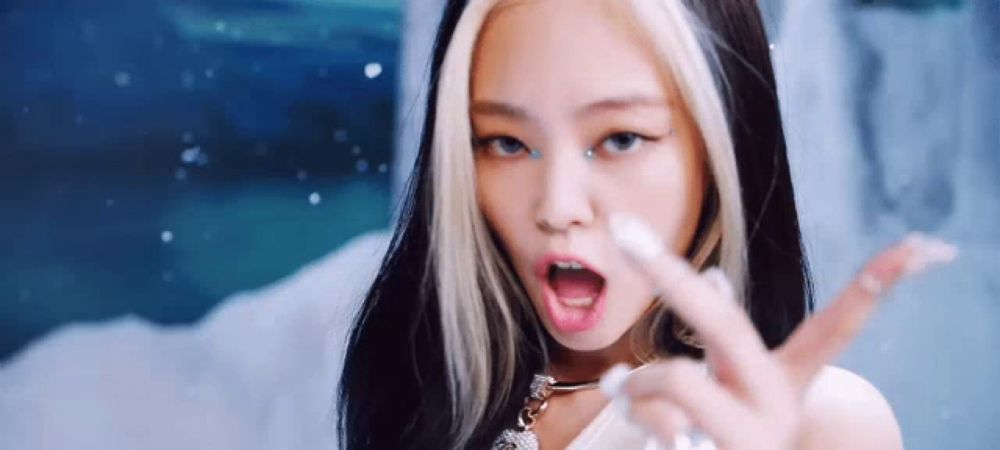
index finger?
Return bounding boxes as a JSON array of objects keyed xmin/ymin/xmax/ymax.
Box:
[{"xmin": 776, "ymin": 232, "xmax": 958, "ymax": 390}]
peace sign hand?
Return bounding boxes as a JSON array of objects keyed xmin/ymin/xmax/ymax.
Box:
[{"xmin": 599, "ymin": 213, "xmax": 958, "ymax": 450}]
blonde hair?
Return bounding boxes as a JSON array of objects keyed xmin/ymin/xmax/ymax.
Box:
[{"xmin": 428, "ymin": 0, "xmax": 747, "ymax": 444}]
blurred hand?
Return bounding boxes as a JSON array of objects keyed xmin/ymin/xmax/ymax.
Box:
[{"xmin": 604, "ymin": 213, "xmax": 957, "ymax": 450}]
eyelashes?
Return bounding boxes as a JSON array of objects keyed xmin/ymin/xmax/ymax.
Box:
[
  {"xmin": 473, "ymin": 135, "xmax": 527, "ymax": 157},
  {"xmin": 472, "ymin": 131, "xmax": 666, "ymax": 159},
  {"xmin": 602, "ymin": 132, "xmax": 646, "ymax": 154}
]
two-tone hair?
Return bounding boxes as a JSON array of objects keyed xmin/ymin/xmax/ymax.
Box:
[{"xmin": 338, "ymin": 1, "xmax": 812, "ymax": 448}]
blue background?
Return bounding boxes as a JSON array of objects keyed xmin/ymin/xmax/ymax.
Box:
[{"xmin": 0, "ymin": 0, "xmax": 398, "ymax": 359}]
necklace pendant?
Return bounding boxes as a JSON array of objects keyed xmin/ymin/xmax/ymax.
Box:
[
  {"xmin": 490, "ymin": 428, "xmax": 539, "ymax": 450},
  {"xmin": 491, "ymin": 373, "xmax": 553, "ymax": 450}
]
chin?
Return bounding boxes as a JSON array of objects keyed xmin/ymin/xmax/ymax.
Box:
[{"xmin": 546, "ymin": 325, "xmax": 628, "ymax": 352}]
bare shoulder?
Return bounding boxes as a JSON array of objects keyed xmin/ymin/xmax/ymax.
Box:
[{"xmin": 796, "ymin": 365, "xmax": 904, "ymax": 450}]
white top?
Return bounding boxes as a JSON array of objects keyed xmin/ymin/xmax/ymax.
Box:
[{"xmin": 566, "ymin": 400, "xmax": 663, "ymax": 449}]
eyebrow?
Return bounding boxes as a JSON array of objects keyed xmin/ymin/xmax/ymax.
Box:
[{"xmin": 470, "ymin": 95, "xmax": 671, "ymax": 122}]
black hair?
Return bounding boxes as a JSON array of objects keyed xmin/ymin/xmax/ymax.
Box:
[{"xmin": 337, "ymin": 1, "xmax": 813, "ymax": 448}]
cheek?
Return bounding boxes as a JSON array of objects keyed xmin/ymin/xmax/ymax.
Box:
[
  {"xmin": 604, "ymin": 258, "xmax": 659, "ymax": 325},
  {"xmin": 475, "ymin": 164, "xmax": 535, "ymax": 256},
  {"xmin": 603, "ymin": 147, "xmax": 706, "ymax": 253}
]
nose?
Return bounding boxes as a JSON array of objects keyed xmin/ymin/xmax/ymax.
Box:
[{"xmin": 534, "ymin": 148, "xmax": 596, "ymax": 234}]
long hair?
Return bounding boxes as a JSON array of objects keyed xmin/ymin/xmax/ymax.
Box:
[{"xmin": 337, "ymin": 1, "xmax": 813, "ymax": 448}]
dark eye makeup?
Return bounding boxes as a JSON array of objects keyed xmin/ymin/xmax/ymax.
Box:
[{"xmin": 471, "ymin": 131, "xmax": 664, "ymax": 159}]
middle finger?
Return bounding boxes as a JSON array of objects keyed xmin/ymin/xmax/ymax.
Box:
[{"xmin": 609, "ymin": 212, "xmax": 782, "ymax": 405}]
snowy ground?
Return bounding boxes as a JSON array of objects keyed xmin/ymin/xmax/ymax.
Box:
[{"xmin": 0, "ymin": 231, "xmax": 389, "ymax": 449}]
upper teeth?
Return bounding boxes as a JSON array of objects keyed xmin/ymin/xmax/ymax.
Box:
[
  {"xmin": 554, "ymin": 261, "xmax": 584, "ymax": 270},
  {"xmin": 562, "ymin": 297, "xmax": 595, "ymax": 307}
]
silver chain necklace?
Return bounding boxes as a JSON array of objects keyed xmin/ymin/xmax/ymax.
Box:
[
  {"xmin": 490, "ymin": 365, "xmax": 645, "ymax": 450},
  {"xmin": 490, "ymin": 373, "xmax": 589, "ymax": 450}
]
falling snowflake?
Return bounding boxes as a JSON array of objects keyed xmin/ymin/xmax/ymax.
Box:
[
  {"xmin": 364, "ymin": 62, "xmax": 382, "ymax": 79},
  {"xmin": 114, "ymin": 71, "xmax": 131, "ymax": 87},
  {"xmin": 309, "ymin": 192, "xmax": 322, "ymax": 205},
  {"xmin": 161, "ymin": 230, "xmax": 174, "ymax": 243},
  {"xmin": 180, "ymin": 146, "xmax": 202, "ymax": 164}
]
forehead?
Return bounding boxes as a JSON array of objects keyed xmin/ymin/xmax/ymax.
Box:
[{"xmin": 471, "ymin": 0, "xmax": 674, "ymax": 110}]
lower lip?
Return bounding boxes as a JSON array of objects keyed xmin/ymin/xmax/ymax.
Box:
[{"xmin": 540, "ymin": 281, "xmax": 607, "ymax": 333}]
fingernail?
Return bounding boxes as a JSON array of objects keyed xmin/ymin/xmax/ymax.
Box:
[
  {"xmin": 599, "ymin": 363, "xmax": 631, "ymax": 398},
  {"xmin": 609, "ymin": 212, "xmax": 665, "ymax": 263},
  {"xmin": 600, "ymin": 364, "xmax": 634, "ymax": 420},
  {"xmin": 672, "ymin": 432, "xmax": 694, "ymax": 450},
  {"xmin": 901, "ymin": 232, "xmax": 959, "ymax": 276},
  {"xmin": 700, "ymin": 267, "xmax": 735, "ymax": 302}
]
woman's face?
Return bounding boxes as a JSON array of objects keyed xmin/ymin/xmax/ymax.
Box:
[{"xmin": 471, "ymin": 0, "xmax": 707, "ymax": 352}]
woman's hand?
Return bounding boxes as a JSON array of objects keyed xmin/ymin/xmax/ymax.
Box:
[{"xmin": 602, "ymin": 213, "xmax": 957, "ymax": 450}]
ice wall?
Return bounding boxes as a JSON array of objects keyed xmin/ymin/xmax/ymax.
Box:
[{"xmin": 775, "ymin": 1, "xmax": 999, "ymax": 448}]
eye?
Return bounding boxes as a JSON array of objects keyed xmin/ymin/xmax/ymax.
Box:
[
  {"xmin": 474, "ymin": 135, "xmax": 528, "ymax": 157},
  {"xmin": 598, "ymin": 132, "xmax": 648, "ymax": 155}
]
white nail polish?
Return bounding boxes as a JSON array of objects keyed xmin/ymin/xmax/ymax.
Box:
[
  {"xmin": 901, "ymin": 232, "xmax": 959, "ymax": 276},
  {"xmin": 600, "ymin": 364, "xmax": 634, "ymax": 420},
  {"xmin": 673, "ymin": 432, "xmax": 694, "ymax": 450},
  {"xmin": 609, "ymin": 212, "xmax": 665, "ymax": 263},
  {"xmin": 599, "ymin": 363, "xmax": 631, "ymax": 398}
]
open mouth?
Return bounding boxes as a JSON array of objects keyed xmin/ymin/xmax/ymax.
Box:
[
  {"xmin": 537, "ymin": 256, "xmax": 608, "ymax": 333},
  {"xmin": 546, "ymin": 261, "xmax": 606, "ymax": 308}
]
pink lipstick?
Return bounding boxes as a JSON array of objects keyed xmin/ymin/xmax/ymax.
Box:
[{"xmin": 534, "ymin": 253, "xmax": 607, "ymax": 333}]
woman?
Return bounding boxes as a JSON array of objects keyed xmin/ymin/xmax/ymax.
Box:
[{"xmin": 338, "ymin": 0, "xmax": 956, "ymax": 448}]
